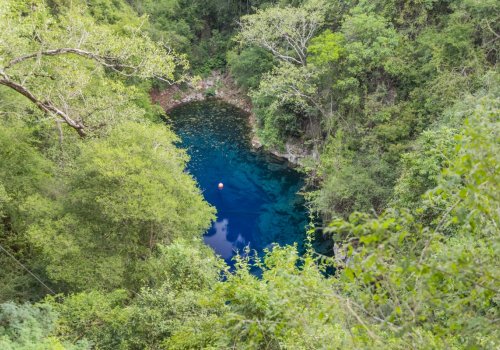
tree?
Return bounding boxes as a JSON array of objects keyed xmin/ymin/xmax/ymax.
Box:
[
  {"xmin": 251, "ymin": 63, "xmax": 323, "ymax": 145},
  {"xmin": 48, "ymin": 241, "xmax": 225, "ymax": 349},
  {"xmin": 26, "ymin": 122, "xmax": 215, "ymax": 291},
  {"xmin": 237, "ymin": 0, "xmax": 326, "ymax": 66},
  {"xmin": 0, "ymin": 0, "xmax": 187, "ymax": 137},
  {"xmin": 0, "ymin": 302, "xmax": 88, "ymax": 349},
  {"xmin": 226, "ymin": 46, "xmax": 275, "ymax": 91},
  {"xmin": 392, "ymin": 127, "xmax": 458, "ymax": 209},
  {"xmin": 326, "ymin": 93, "xmax": 500, "ymax": 348},
  {"xmin": 0, "ymin": 120, "xmax": 55, "ymax": 302}
]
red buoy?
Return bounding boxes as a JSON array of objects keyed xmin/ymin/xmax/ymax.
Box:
[{"xmin": 218, "ymin": 182, "xmax": 224, "ymax": 190}]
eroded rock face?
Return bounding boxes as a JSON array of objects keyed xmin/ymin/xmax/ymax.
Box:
[
  {"xmin": 251, "ymin": 135, "xmax": 263, "ymax": 149},
  {"xmin": 152, "ymin": 71, "xmax": 264, "ymax": 149},
  {"xmin": 151, "ymin": 71, "xmax": 318, "ymax": 165},
  {"xmin": 151, "ymin": 71, "xmax": 254, "ymax": 115},
  {"xmin": 267, "ymin": 140, "xmax": 319, "ymax": 166}
]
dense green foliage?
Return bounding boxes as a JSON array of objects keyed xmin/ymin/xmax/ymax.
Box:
[
  {"xmin": 233, "ymin": 0, "xmax": 498, "ymax": 218},
  {"xmin": 0, "ymin": 0, "xmax": 498, "ymax": 349},
  {"xmin": 0, "ymin": 302, "xmax": 88, "ymax": 349},
  {"xmin": 27, "ymin": 122, "xmax": 215, "ymax": 291},
  {"xmin": 0, "ymin": 0, "xmax": 214, "ymax": 300}
]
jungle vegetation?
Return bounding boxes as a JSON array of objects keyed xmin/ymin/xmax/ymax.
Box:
[{"xmin": 0, "ymin": 0, "xmax": 498, "ymax": 349}]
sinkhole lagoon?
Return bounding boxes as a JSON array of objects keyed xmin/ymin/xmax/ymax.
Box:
[{"xmin": 169, "ymin": 100, "xmax": 308, "ymax": 265}]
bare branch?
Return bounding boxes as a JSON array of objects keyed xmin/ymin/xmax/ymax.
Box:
[
  {"xmin": 8, "ymin": 48, "xmax": 115, "ymax": 68},
  {"xmin": 5, "ymin": 48, "xmax": 150, "ymax": 79},
  {"xmin": 483, "ymin": 20, "xmax": 500, "ymax": 40}
]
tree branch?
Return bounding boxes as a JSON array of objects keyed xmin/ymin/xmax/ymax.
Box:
[
  {"xmin": 0, "ymin": 70, "xmax": 86, "ymax": 136},
  {"xmin": 7, "ymin": 48, "xmax": 130, "ymax": 70}
]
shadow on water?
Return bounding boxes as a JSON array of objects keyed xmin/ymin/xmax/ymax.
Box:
[{"xmin": 168, "ymin": 100, "xmax": 309, "ymax": 268}]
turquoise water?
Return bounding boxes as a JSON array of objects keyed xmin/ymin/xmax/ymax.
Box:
[{"xmin": 169, "ymin": 100, "xmax": 308, "ymax": 265}]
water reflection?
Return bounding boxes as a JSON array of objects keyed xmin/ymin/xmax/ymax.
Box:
[
  {"xmin": 169, "ymin": 100, "xmax": 308, "ymax": 265},
  {"xmin": 204, "ymin": 218, "xmax": 246, "ymax": 260}
]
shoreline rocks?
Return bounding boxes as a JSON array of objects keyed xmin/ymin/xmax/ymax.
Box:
[{"xmin": 151, "ymin": 71, "xmax": 315, "ymax": 165}]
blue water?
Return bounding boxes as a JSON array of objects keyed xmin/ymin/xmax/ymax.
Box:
[{"xmin": 169, "ymin": 100, "xmax": 308, "ymax": 265}]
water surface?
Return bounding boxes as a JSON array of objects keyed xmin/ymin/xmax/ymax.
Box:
[{"xmin": 169, "ymin": 100, "xmax": 308, "ymax": 265}]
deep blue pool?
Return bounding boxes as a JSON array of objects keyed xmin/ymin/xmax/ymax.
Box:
[{"xmin": 169, "ymin": 100, "xmax": 308, "ymax": 265}]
